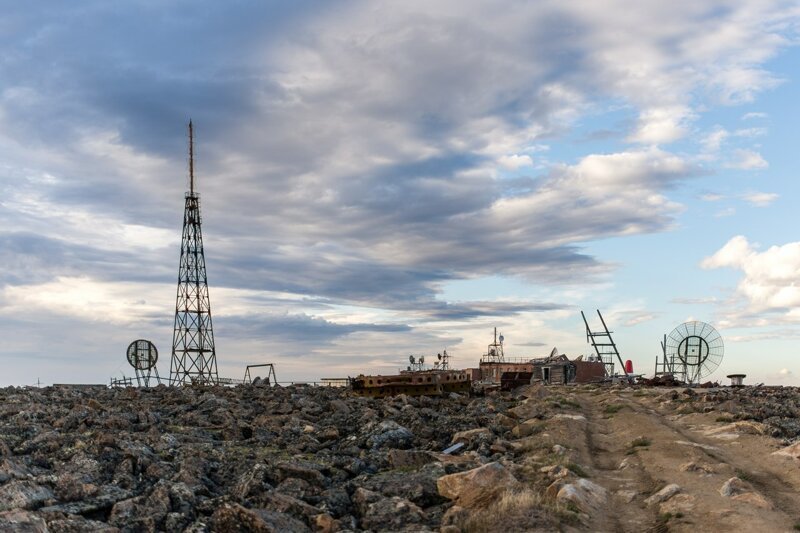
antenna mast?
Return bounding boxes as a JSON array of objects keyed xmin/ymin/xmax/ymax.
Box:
[
  {"xmin": 188, "ymin": 120, "xmax": 195, "ymax": 195},
  {"xmin": 170, "ymin": 120, "xmax": 219, "ymax": 386}
]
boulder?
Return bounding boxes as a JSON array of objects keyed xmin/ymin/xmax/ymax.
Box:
[
  {"xmin": 0, "ymin": 510, "xmax": 48, "ymax": 533},
  {"xmin": 388, "ymin": 449, "xmax": 437, "ymax": 469},
  {"xmin": 450, "ymin": 428, "xmax": 492, "ymax": 445},
  {"xmin": 658, "ymin": 493, "xmax": 697, "ymax": 515},
  {"xmin": 555, "ymin": 479, "xmax": 608, "ymax": 512},
  {"xmin": 494, "ymin": 414, "xmax": 517, "ymax": 429},
  {"xmin": 720, "ymin": 477, "xmax": 749, "ymax": 497},
  {"xmin": 511, "ymin": 419, "xmax": 543, "ymax": 438},
  {"xmin": 0, "ymin": 458, "xmax": 32, "ymax": 484},
  {"xmin": 275, "ymin": 461, "xmax": 327, "ymax": 486},
  {"xmin": 772, "ymin": 441, "xmax": 800, "ymax": 460},
  {"xmin": 314, "ymin": 512, "xmax": 340, "ymax": 533},
  {"xmin": 0, "ymin": 481, "xmax": 54, "ymax": 511},
  {"xmin": 731, "ymin": 491, "xmax": 773, "ymax": 510},
  {"xmin": 437, "ymin": 462, "xmax": 520, "ymax": 508},
  {"xmin": 645, "ymin": 484, "xmax": 681, "ymax": 506},
  {"xmin": 353, "ymin": 488, "xmax": 426, "ymax": 531},
  {"xmin": 366, "ymin": 421, "xmax": 414, "ymax": 450},
  {"xmin": 539, "ymin": 465, "xmax": 574, "ymax": 481},
  {"xmin": 210, "ymin": 502, "xmax": 310, "ymax": 533}
]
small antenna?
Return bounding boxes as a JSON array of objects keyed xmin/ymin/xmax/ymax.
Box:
[{"xmin": 188, "ymin": 120, "xmax": 195, "ymax": 195}]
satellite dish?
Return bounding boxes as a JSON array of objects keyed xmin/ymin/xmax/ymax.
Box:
[
  {"xmin": 549, "ymin": 347, "xmax": 559, "ymax": 358},
  {"xmin": 499, "ymin": 335, "xmax": 504, "ymax": 343},
  {"xmin": 420, "ymin": 356, "xmax": 425, "ymax": 364},
  {"xmin": 664, "ymin": 321, "xmax": 724, "ymax": 384},
  {"xmin": 127, "ymin": 339, "xmax": 158, "ymax": 370},
  {"xmin": 437, "ymin": 353, "xmax": 442, "ymax": 360},
  {"xmin": 125, "ymin": 339, "xmax": 160, "ymax": 387},
  {"xmin": 409, "ymin": 355, "xmax": 415, "ymax": 364}
]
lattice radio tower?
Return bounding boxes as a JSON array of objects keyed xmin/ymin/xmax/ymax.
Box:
[{"xmin": 170, "ymin": 121, "xmax": 219, "ymax": 385}]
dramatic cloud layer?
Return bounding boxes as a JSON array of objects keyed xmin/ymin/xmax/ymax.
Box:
[
  {"xmin": 0, "ymin": 1, "xmax": 798, "ymax": 383},
  {"xmin": 702, "ymin": 236, "xmax": 800, "ymax": 323}
]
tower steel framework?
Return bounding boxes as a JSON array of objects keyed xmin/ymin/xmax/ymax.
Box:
[{"xmin": 170, "ymin": 121, "xmax": 219, "ymax": 386}]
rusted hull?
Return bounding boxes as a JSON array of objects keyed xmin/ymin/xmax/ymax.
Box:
[{"xmin": 350, "ymin": 370, "xmax": 471, "ymax": 398}]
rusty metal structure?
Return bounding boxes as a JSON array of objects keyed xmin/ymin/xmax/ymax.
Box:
[
  {"xmin": 126, "ymin": 339, "xmax": 161, "ymax": 387},
  {"xmin": 350, "ymin": 369, "xmax": 471, "ymax": 398},
  {"xmin": 481, "ymin": 327, "xmax": 505, "ymax": 363},
  {"xmin": 170, "ymin": 121, "xmax": 219, "ymax": 386},
  {"xmin": 501, "ymin": 371, "xmax": 534, "ymax": 390},
  {"xmin": 110, "ymin": 376, "xmax": 134, "ymax": 387},
  {"xmin": 581, "ymin": 309, "xmax": 630, "ymax": 382},
  {"xmin": 243, "ymin": 363, "xmax": 277, "ymax": 385}
]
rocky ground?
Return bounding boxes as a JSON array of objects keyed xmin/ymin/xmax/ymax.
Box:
[{"xmin": 1, "ymin": 382, "xmax": 799, "ymax": 532}]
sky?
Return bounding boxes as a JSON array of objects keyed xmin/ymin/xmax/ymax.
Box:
[{"xmin": 1, "ymin": 1, "xmax": 799, "ymax": 386}]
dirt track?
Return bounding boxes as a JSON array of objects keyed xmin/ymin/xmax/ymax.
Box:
[{"xmin": 566, "ymin": 386, "xmax": 800, "ymax": 532}]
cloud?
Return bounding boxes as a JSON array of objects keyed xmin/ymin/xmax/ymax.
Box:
[
  {"xmin": 700, "ymin": 193, "xmax": 724, "ymax": 202},
  {"xmin": 515, "ymin": 341, "xmax": 548, "ymax": 347},
  {"xmin": 779, "ymin": 368, "xmax": 792, "ymax": 376},
  {"xmin": 728, "ymin": 149, "xmax": 769, "ymax": 169},
  {"xmin": 671, "ymin": 296, "xmax": 719, "ymax": 305},
  {"xmin": 0, "ymin": 1, "xmax": 798, "ymax": 383},
  {"xmin": 702, "ymin": 236, "xmax": 800, "ymax": 316},
  {"xmin": 742, "ymin": 191, "xmax": 778, "ymax": 207},
  {"xmin": 498, "ymin": 154, "xmax": 534, "ymax": 170},
  {"xmin": 741, "ymin": 112, "xmax": 767, "ymax": 120},
  {"xmin": 622, "ymin": 313, "xmax": 658, "ymax": 326},
  {"xmin": 733, "ymin": 127, "xmax": 767, "ymax": 138},
  {"xmin": 701, "ymin": 126, "xmax": 730, "ymax": 153}
]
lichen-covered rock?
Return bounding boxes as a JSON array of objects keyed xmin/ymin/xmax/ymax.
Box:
[
  {"xmin": 210, "ymin": 502, "xmax": 310, "ymax": 532},
  {"xmin": 0, "ymin": 481, "xmax": 54, "ymax": 511},
  {"xmin": 353, "ymin": 487, "xmax": 427, "ymax": 531},
  {"xmin": 366, "ymin": 421, "xmax": 414, "ymax": 450},
  {"xmin": 436, "ymin": 462, "xmax": 520, "ymax": 508},
  {"xmin": 0, "ymin": 510, "xmax": 48, "ymax": 533}
]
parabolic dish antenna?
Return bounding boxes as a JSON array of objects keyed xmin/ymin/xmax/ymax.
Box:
[
  {"xmin": 664, "ymin": 321, "xmax": 724, "ymax": 384},
  {"xmin": 127, "ymin": 339, "xmax": 158, "ymax": 371}
]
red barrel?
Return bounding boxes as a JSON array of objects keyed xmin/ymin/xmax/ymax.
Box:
[{"xmin": 625, "ymin": 360, "xmax": 634, "ymax": 374}]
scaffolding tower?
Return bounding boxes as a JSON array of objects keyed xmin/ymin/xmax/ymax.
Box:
[{"xmin": 170, "ymin": 121, "xmax": 219, "ymax": 386}]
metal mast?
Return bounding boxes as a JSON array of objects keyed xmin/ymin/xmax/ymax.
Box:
[{"xmin": 170, "ymin": 121, "xmax": 219, "ymax": 385}]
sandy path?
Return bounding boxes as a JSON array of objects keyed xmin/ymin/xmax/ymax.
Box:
[{"xmin": 571, "ymin": 388, "xmax": 800, "ymax": 532}]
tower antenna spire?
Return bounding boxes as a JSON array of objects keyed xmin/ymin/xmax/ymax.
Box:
[
  {"xmin": 171, "ymin": 120, "xmax": 219, "ymax": 386},
  {"xmin": 188, "ymin": 120, "xmax": 195, "ymax": 195}
]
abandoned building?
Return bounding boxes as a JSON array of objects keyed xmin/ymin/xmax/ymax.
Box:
[{"xmin": 473, "ymin": 348, "xmax": 606, "ymax": 388}]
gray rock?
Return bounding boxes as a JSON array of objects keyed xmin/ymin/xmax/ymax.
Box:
[
  {"xmin": 720, "ymin": 477, "xmax": 749, "ymax": 497},
  {"xmin": 366, "ymin": 421, "xmax": 414, "ymax": 450},
  {"xmin": 556, "ymin": 478, "xmax": 609, "ymax": 512},
  {"xmin": 645, "ymin": 483, "xmax": 681, "ymax": 505},
  {"xmin": 0, "ymin": 481, "xmax": 54, "ymax": 511},
  {"xmin": 353, "ymin": 487, "xmax": 427, "ymax": 531},
  {"xmin": 39, "ymin": 485, "xmax": 133, "ymax": 515},
  {"xmin": 210, "ymin": 502, "xmax": 310, "ymax": 532},
  {"xmin": 0, "ymin": 510, "xmax": 48, "ymax": 533}
]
